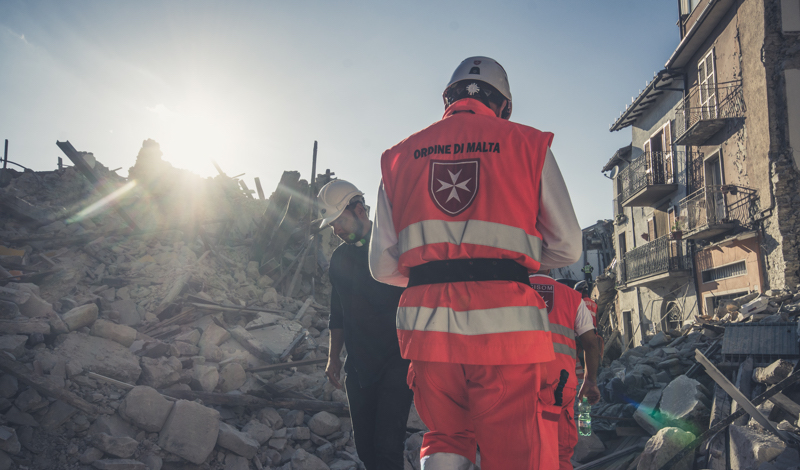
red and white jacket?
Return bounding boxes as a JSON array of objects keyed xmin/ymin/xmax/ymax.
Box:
[{"xmin": 529, "ymin": 274, "xmax": 594, "ymax": 390}]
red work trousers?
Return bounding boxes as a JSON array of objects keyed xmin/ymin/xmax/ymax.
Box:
[
  {"xmin": 557, "ymin": 387, "xmax": 578, "ymax": 470},
  {"xmin": 407, "ymin": 360, "xmax": 560, "ymax": 470}
]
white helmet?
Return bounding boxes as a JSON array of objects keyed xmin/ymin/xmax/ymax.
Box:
[
  {"xmin": 317, "ymin": 180, "xmax": 364, "ymax": 228},
  {"xmin": 443, "ymin": 56, "xmax": 512, "ymax": 118}
]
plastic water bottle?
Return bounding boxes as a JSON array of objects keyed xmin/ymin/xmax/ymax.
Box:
[{"xmin": 578, "ymin": 397, "xmax": 592, "ymax": 436}]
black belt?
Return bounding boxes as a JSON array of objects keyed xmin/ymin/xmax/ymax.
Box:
[{"xmin": 407, "ymin": 259, "xmax": 530, "ymax": 287}]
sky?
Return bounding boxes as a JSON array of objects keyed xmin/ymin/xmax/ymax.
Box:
[{"xmin": 0, "ymin": 1, "xmax": 682, "ymax": 228}]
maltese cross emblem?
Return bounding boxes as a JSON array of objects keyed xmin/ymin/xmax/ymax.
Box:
[{"xmin": 429, "ymin": 160, "xmax": 479, "ymax": 216}]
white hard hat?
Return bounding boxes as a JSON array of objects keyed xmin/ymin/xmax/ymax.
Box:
[
  {"xmin": 444, "ymin": 56, "xmax": 512, "ymax": 102},
  {"xmin": 317, "ymin": 180, "xmax": 364, "ymax": 228}
]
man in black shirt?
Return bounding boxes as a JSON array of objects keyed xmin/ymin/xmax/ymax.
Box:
[{"xmin": 318, "ymin": 179, "xmax": 413, "ymax": 470}]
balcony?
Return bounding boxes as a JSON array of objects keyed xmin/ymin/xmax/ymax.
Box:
[
  {"xmin": 675, "ymin": 81, "xmax": 745, "ymax": 146},
  {"xmin": 618, "ymin": 151, "xmax": 680, "ymax": 207},
  {"xmin": 618, "ymin": 235, "xmax": 692, "ymax": 287},
  {"xmin": 678, "ymin": 185, "xmax": 758, "ymax": 240}
]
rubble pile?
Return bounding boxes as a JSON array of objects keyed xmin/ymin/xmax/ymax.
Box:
[
  {"xmin": 577, "ymin": 286, "xmax": 800, "ymax": 470},
  {"xmin": 0, "ymin": 141, "xmax": 426, "ymax": 470}
]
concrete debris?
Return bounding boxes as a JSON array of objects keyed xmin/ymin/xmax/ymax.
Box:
[
  {"xmin": 157, "ymin": 399, "xmax": 220, "ymax": 464},
  {"xmin": 637, "ymin": 427, "xmax": 695, "ymax": 470},
  {"xmin": 754, "ymin": 359, "xmax": 795, "ymax": 384},
  {"xmin": 118, "ymin": 386, "xmax": 173, "ymax": 432},
  {"xmin": 730, "ymin": 424, "xmax": 786, "ymax": 469},
  {"xmin": 217, "ymin": 421, "xmax": 260, "ymax": 458}
]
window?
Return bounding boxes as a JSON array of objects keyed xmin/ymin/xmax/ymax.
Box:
[
  {"xmin": 701, "ymin": 260, "xmax": 747, "ymax": 283},
  {"xmin": 707, "ymin": 290, "xmax": 751, "ymax": 313},
  {"xmin": 704, "ymin": 151, "xmax": 726, "ymax": 222},
  {"xmin": 681, "ymin": 0, "xmax": 703, "ymax": 16},
  {"xmin": 698, "ymin": 49, "xmax": 718, "ymax": 120},
  {"xmin": 644, "ymin": 121, "xmax": 674, "ymax": 185}
]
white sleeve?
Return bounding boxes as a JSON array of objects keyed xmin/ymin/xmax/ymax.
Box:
[
  {"xmin": 537, "ymin": 148, "xmax": 583, "ymax": 270},
  {"xmin": 574, "ymin": 301, "xmax": 595, "ymax": 336},
  {"xmin": 368, "ymin": 181, "xmax": 409, "ymax": 287}
]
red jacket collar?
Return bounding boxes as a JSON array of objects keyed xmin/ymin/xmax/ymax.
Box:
[{"xmin": 443, "ymin": 99, "xmax": 497, "ymax": 119}]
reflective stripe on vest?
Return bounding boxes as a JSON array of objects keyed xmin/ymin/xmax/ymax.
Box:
[
  {"xmin": 553, "ymin": 340, "xmax": 577, "ymax": 359},
  {"xmin": 549, "ymin": 323, "xmax": 574, "ymax": 339},
  {"xmin": 397, "ymin": 305, "xmax": 549, "ymax": 335},
  {"xmin": 398, "ymin": 219, "xmax": 543, "ymax": 262}
]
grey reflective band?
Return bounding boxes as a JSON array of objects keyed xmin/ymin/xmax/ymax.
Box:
[
  {"xmin": 553, "ymin": 341, "xmax": 577, "ymax": 359},
  {"xmin": 421, "ymin": 452, "xmax": 476, "ymax": 470},
  {"xmin": 397, "ymin": 305, "xmax": 549, "ymax": 335},
  {"xmin": 398, "ymin": 219, "xmax": 543, "ymax": 261},
  {"xmin": 550, "ymin": 323, "xmax": 576, "ymax": 339}
]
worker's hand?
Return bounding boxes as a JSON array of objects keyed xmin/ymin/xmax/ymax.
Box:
[
  {"xmin": 578, "ymin": 379, "xmax": 601, "ymax": 405},
  {"xmin": 325, "ymin": 355, "xmax": 343, "ymax": 389}
]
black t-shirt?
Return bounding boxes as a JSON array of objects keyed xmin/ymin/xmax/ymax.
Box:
[{"xmin": 328, "ymin": 238, "xmax": 407, "ymax": 387}]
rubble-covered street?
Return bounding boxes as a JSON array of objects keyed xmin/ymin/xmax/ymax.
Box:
[
  {"xmin": 0, "ymin": 140, "xmax": 428, "ymax": 470},
  {"xmin": 2, "ymin": 139, "xmax": 800, "ymax": 470}
]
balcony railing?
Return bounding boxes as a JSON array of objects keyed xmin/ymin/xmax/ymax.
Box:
[
  {"xmin": 675, "ymin": 81, "xmax": 745, "ymax": 145},
  {"xmin": 619, "ymin": 235, "xmax": 692, "ymax": 285},
  {"xmin": 678, "ymin": 185, "xmax": 759, "ymax": 240},
  {"xmin": 618, "ymin": 151, "xmax": 681, "ymax": 207}
]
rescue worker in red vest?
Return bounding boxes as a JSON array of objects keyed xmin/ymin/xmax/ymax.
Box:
[
  {"xmin": 574, "ymin": 280, "xmax": 604, "ymax": 378},
  {"xmin": 530, "ymin": 273, "xmax": 602, "ymax": 470},
  {"xmin": 369, "ymin": 56, "xmax": 582, "ymax": 469}
]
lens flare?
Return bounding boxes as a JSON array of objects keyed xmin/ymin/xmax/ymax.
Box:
[{"xmin": 67, "ymin": 180, "xmax": 138, "ymax": 224}]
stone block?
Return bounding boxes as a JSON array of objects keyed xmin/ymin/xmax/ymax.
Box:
[
  {"xmin": 218, "ymin": 363, "xmax": 246, "ymax": 392},
  {"xmin": 14, "ymin": 388, "xmax": 46, "ymax": 412},
  {"xmin": 89, "ymin": 414, "xmax": 139, "ymax": 439},
  {"xmin": 0, "ymin": 300, "xmax": 20, "ymax": 319},
  {"xmin": 288, "ymin": 426, "xmax": 310, "ymax": 441},
  {"xmin": 315, "ymin": 442, "xmax": 334, "ymax": 463},
  {"xmin": 730, "ymin": 424, "xmax": 786, "ymax": 470},
  {"xmin": 292, "ymin": 448, "xmax": 331, "ymax": 470},
  {"xmin": 648, "ymin": 332, "xmax": 669, "ymax": 348},
  {"xmin": 634, "ymin": 388, "xmax": 665, "ymax": 435},
  {"xmin": 112, "ymin": 300, "xmax": 141, "ymax": 327},
  {"xmin": 53, "ymin": 332, "xmax": 141, "ymax": 383},
  {"xmin": 0, "ymin": 426, "xmax": 20, "ymax": 454},
  {"xmin": 0, "ymin": 376, "xmax": 17, "ymax": 400},
  {"xmin": 199, "ymin": 323, "xmax": 230, "ymax": 349},
  {"xmin": 139, "ymin": 357, "xmax": 181, "ymax": 389},
  {"xmin": 93, "ymin": 432, "xmax": 139, "ymax": 458},
  {"xmin": 0, "ymin": 336, "xmax": 27, "ymax": 358},
  {"xmin": 572, "ymin": 432, "xmax": 605, "ymax": 463},
  {"xmin": 217, "ymin": 422, "xmax": 259, "ymax": 458},
  {"xmin": 118, "ymin": 386, "xmax": 173, "ymax": 432},
  {"xmin": 243, "ymin": 419, "xmax": 273, "ymax": 444},
  {"xmin": 308, "ymin": 411, "xmax": 341, "ymax": 437},
  {"xmin": 637, "ymin": 427, "xmax": 695, "ymax": 470},
  {"xmin": 168, "ymin": 341, "xmax": 198, "ymax": 357},
  {"xmin": 659, "ymin": 375, "xmax": 709, "ymax": 430},
  {"xmin": 91, "ymin": 319, "xmax": 137, "ymax": 347},
  {"xmin": 224, "ymin": 454, "xmax": 250, "ymax": 470},
  {"xmin": 40, "ymin": 400, "xmax": 78, "ymax": 430},
  {"xmin": 174, "ymin": 329, "xmax": 201, "ymax": 346},
  {"xmin": 63, "ymin": 303, "xmax": 98, "ymax": 331},
  {"xmin": 80, "ymin": 446, "xmax": 104, "ymax": 465},
  {"xmin": 753, "ymin": 359, "xmax": 794, "ymax": 385},
  {"xmin": 157, "ymin": 400, "xmax": 220, "ymax": 465},
  {"xmin": 192, "ymin": 363, "xmax": 219, "ymax": 392},
  {"xmin": 4, "ymin": 406, "xmax": 38, "ymax": 427}
]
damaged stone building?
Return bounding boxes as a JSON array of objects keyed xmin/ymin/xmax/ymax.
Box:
[{"xmin": 605, "ymin": 0, "xmax": 800, "ymax": 345}]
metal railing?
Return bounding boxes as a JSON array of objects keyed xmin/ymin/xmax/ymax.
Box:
[
  {"xmin": 619, "ymin": 235, "xmax": 692, "ymax": 284},
  {"xmin": 687, "ymin": 152, "xmax": 705, "ymax": 194},
  {"xmin": 676, "ymin": 81, "xmax": 745, "ymax": 137},
  {"xmin": 678, "ymin": 185, "xmax": 759, "ymax": 233},
  {"xmin": 618, "ymin": 151, "xmax": 679, "ymax": 203}
]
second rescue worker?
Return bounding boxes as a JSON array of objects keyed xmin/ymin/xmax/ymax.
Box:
[{"xmin": 369, "ymin": 56, "xmax": 582, "ymax": 469}]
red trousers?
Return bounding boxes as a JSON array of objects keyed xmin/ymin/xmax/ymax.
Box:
[
  {"xmin": 407, "ymin": 360, "xmax": 560, "ymax": 470},
  {"xmin": 558, "ymin": 388, "xmax": 578, "ymax": 470}
]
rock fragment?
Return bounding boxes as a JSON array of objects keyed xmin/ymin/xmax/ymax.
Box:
[
  {"xmin": 118, "ymin": 386, "xmax": 173, "ymax": 432},
  {"xmin": 91, "ymin": 319, "xmax": 137, "ymax": 347},
  {"xmin": 308, "ymin": 411, "xmax": 341, "ymax": 437},
  {"xmin": 637, "ymin": 427, "xmax": 695, "ymax": 470},
  {"xmin": 62, "ymin": 303, "xmax": 98, "ymax": 331},
  {"xmin": 217, "ymin": 422, "xmax": 259, "ymax": 458},
  {"xmin": 157, "ymin": 400, "xmax": 220, "ymax": 465}
]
